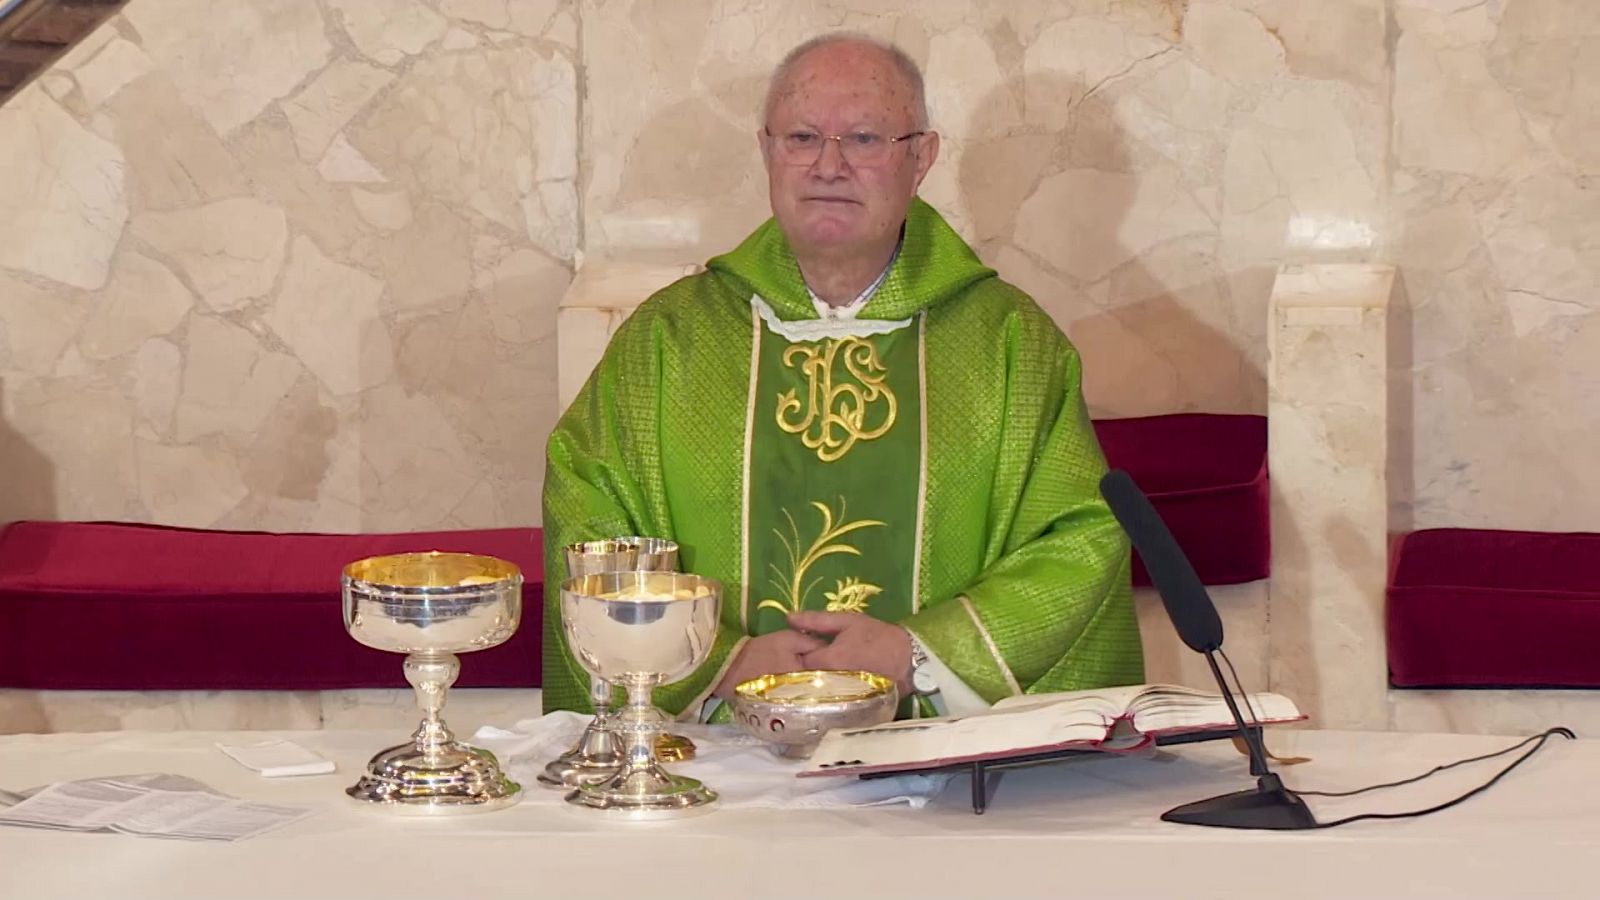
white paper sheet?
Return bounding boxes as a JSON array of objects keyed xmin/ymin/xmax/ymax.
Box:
[
  {"xmin": 217, "ymin": 739, "xmax": 336, "ymax": 777},
  {"xmin": 0, "ymin": 774, "xmax": 312, "ymax": 842}
]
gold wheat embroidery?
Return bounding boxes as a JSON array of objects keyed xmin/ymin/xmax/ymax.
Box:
[
  {"xmin": 775, "ymin": 337, "xmax": 897, "ymax": 462},
  {"xmin": 823, "ymin": 576, "xmax": 882, "ymax": 613},
  {"xmin": 756, "ymin": 499, "xmax": 885, "ymax": 617}
]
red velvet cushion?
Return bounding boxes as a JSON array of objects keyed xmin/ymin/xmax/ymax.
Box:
[
  {"xmin": 0, "ymin": 414, "xmax": 1265, "ymax": 690},
  {"xmin": 0, "ymin": 522, "xmax": 542, "ymax": 691},
  {"xmin": 1093, "ymin": 414, "xmax": 1269, "ymax": 586},
  {"xmin": 1387, "ymin": 528, "xmax": 1600, "ymax": 688}
]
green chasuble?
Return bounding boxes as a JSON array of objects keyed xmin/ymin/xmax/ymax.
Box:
[{"xmin": 542, "ymin": 198, "xmax": 1143, "ymax": 718}]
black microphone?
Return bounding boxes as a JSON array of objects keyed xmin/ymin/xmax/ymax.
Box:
[
  {"xmin": 1098, "ymin": 470, "xmax": 1223, "ymax": 654},
  {"xmin": 1099, "ymin": 469, "xmax": 1317, "ymax": 830}
]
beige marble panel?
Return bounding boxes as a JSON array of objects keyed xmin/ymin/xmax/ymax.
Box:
[
  {"xmin": 4, "ymin": 377, "xmax": 139, "ymax": 521},
  {"xmin": 1267, "ymin": 264, "xmax": 1396, "ymax": 730},
  {"xmin": 578, "ymin": 0, "xmax": 1386, "ymax": 419},
  {"xmin": 63, "ymin": 36, "xmax": 154, "ymax": 111},
  {"xmin": 124, "ymin": 0, "xmax": 333, "ymax": 136},
  {"xmin": 326, "ymin": 0, "xmax": 448, "ymax": 67},
  {"xmin": 77, "ymin": 252, "xmax": 194, "ymax": 361},
  {"xmin": 0, "ymin": 1, "xmax": 577, "ymax": 532},
  {"xmin": 173, "ymin": 315, "xmax": 304, "ymax": 444},
  {"xmin": 0, "ymin": 690, "xmax": 323, "ymax": 735},
  {"xmin": 553, "ymin": 263, "xmax": 700, "ymax": 411},
  {"xmin": 130, "ymin": 197, "xmax": 289, "ymax": 313},
  {"xmin": 265, "ymin": 236, "xmax": 393, "ymax": 397},
  {"xmin": 280, "ymin": 59, "xmax": 396, "ymax": 162},
  {"xmin": 0, "ymin": 87, "xmax": 128, "ymax": 290},
  {"xmin": 555, "ymin": 307, "xmax": 619, "ymax": 413},
  {"xmin": 1391, "ymin": 0, "xmax": 1600, "ymax": 532},
  {"xmin": 0, "ymin": 273, "xmax": 90, "ymax": 378},
  {"xmin": 0, "ymin": 688, "xmax": 546, "ymax": 736},
  {"xmin": 103, "ymin": 75, "xmax": 252, "ymax": 211},
  {"xmin": 5, "ymin": 0, "xmax": 1600, "ymax": 738},
  {"xmin": 1135, "ymin": 582, "xmax": 1269, "ymax": 695},
  {"xmin": 347, "ymin": 42, "xmax": 579, "ymax": 263},
  {"xmin": 1388, "ymin": 689, "xmax": 1600, "ymax": 738},
  {"xmin": 439, "ymin": 0, "xmax": 563, "ymax": 36}
]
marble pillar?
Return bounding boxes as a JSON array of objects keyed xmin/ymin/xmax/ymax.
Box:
[{"xmin": 1267, "ymin": 264, "xmax": 1397, "ymax": 730}]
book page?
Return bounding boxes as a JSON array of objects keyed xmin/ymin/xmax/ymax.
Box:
[
  {"xmin": 991, "ymin": 684, "xmax": 1162, "ymax": 716},
  {"xmin": 800, "ymin": 683, "xmax": 1305, "ymax": 777},
  {"xmin": 801, "ymin": 699, "xmax": 1116, "ymax": 777},
  {"xmin": 1126, "ymin": 685, "xmax": 1303, "ymax": 734}
]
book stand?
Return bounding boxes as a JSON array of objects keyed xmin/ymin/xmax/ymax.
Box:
[{"xmin": 861, "ymin": 726, "xmax": 1262, "ymax": 814}]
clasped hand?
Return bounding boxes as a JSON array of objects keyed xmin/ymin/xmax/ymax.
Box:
[{"xmin": 714, "ymin": 611, "xmax": 913, "ymax": 698}]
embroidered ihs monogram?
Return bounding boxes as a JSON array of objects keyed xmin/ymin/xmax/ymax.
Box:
[{"xmin": 774, "ymin": 337, "xmax": 898, "ymax": 462}]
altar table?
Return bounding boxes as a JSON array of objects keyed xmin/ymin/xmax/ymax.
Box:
[{"xmin": 0, "ymin": 727, "xmax": 1592, "ymax": 899}]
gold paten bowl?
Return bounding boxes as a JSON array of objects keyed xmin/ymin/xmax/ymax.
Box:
[{"xmin": 730, "ymin": 670, "xmax": 898, "ymax": 759}]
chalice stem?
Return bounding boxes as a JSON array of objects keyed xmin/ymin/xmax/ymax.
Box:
[
  {"xmin": 589, "ymin": 675, "xmax": 612, "ymax": 722},
  {"xmin": 405, "ymin": 651, "xmax": 460, "ymax": 757},
  {"xmin": 621, "ymin": 679, "xmax": 662, "ymax": 766}
]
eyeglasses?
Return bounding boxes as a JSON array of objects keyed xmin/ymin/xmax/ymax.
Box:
[{"xmin": 763, "ymin": 128, "xmax": 928, "ymax": 167}]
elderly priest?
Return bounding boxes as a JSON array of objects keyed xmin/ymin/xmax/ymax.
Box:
[{"xmin": 542, "ymin": 33, "xmax": 1142, "ymax": 721}]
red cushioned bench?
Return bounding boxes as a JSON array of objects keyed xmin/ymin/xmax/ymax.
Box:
[
  {"xmin": 1095, "ymin": 413, "xmax": 1269, "ymax": 587},
  {"xmin": 0, "ymin": 414, "xmax": 1266, "ymax": 692},
  {"xmin": 0, "ymin": 523, "xmax": 543, "ymax": 691},
  {"xmin": 1388, "ymin": 528, "xmax": 1600, "ymax": 688}
]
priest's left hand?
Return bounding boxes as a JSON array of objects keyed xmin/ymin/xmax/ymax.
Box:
[{"xmin": 789, "ymin": 610, "xmax": 913, "ymax": 696}]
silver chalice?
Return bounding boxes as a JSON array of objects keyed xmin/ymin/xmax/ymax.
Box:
[
  {"xmin": 560, "ymin": 570, "xmax": 721, "ymax": 817},
  {"xmin": 342, "ymin": 552, "xmax": 522, "ymax": 813},
  {"xmin": 539, "ymin": 538, "xmax": 685, "ymax": 789}
]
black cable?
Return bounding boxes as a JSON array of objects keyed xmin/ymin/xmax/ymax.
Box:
[
  {"xmin": 1309, "ymin": 727, "xmax": 1575, "ymax": 828},
  {"xmin": 1218, "ymin": 649, "xmax": 1260, "ymax": 726},
  {"xmin": 1214, "ymin": 650, "xmax": 1575, "ymax": 826},
  {"xmin": 1297, "ymin": 727, "xmax": 1574, "ymax": 798}
]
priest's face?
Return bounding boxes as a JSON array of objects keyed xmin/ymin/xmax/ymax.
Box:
[{"xmin": 760, "ymin": 41, "xmax": 939, "ymax": 262}]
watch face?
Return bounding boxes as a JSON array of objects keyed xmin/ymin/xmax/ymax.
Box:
[{"xmin": 912, "ymin": 666, "xmax": 938, "ymax": 695}]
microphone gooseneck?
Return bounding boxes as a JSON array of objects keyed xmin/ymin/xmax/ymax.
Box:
[{"xmin": 1099, "ymin": 469, "xmax": 1318, "ymax": 830}]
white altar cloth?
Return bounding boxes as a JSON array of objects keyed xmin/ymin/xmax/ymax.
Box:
[{"xmin": 0, "ymin": 727, "xmax": 1592, "ymax": 899}]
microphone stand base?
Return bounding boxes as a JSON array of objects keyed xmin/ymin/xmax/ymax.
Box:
[{"xmin": 1161, "ymin": 777, "xmax": 1318, "ymax": 831}]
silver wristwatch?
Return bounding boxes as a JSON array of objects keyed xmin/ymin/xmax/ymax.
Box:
[{"xmin": 907, "ymin": 632, "xmax": 939, "ymax": 696}]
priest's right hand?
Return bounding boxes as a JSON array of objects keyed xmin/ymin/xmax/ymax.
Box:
[{"xmin": 713, "ymin": 630, "xmax": 827, "ymax": 699}]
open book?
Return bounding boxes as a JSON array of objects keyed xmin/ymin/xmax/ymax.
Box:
[{"xmin": 798, "ymin": 683, "xmax": 1303, "ymax": 778}]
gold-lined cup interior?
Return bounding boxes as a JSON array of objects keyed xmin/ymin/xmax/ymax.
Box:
[
  {"xmin": 344, "ymin": 552, "xmax": 521, "ymax": 589},
  {"xmin": 735, "ymin": 670, "xmax": 894, "ymax": 706}
]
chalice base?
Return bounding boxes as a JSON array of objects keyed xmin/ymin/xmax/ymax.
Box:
[
  {"xmin": 538, "ymin": 716, "xmax": 621, "ymax": 788},
  {"xmin": 347, "ymin": 739, "xmax": 520, "ymax": 815},
  {"xmin": 565, "ymin": 760, "xmax": 717, "ymax": 819}
]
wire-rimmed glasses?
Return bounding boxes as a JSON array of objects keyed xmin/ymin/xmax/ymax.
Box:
[{"xmin": 763, "ymin": 128, "xmax": 928, "ymax": 167}]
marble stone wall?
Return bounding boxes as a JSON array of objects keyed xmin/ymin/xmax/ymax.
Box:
[
  {"xmin": 1391, "ymin": 0, "xmax": 1600, "ymax": 532},
  {"xmin": 579, "ymin": 0, "xmax": 1600, "ymax": 532},
  {"xmin": 2, "ymin": 0, "xmax": 1593, "ymax": 536},
  {"xmin": 3, "ymin": 1, "xmax": 1598, "ymax": 736},
  {"xmin": 581, "ymin": 0, "xmax": 1389, "ymax": 423},
  {"xmin": 0, "ymin": 0, "xmax": 578, "ymax": 532}
]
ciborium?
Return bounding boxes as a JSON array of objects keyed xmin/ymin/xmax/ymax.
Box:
[
  {"xmin": 730, "ymin": 670, "xmax": 898, "ymax": 759},
  {"xmin": 342, "ymin": 552, "xmax": 522, "ymax": 813},
  {"xmin": 561, "ymin": 570, "xmax": 720, "ymax": 817},
  {"xmin": 539, "ymin": 538, "xmax": 681, "ymax": 788}
]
